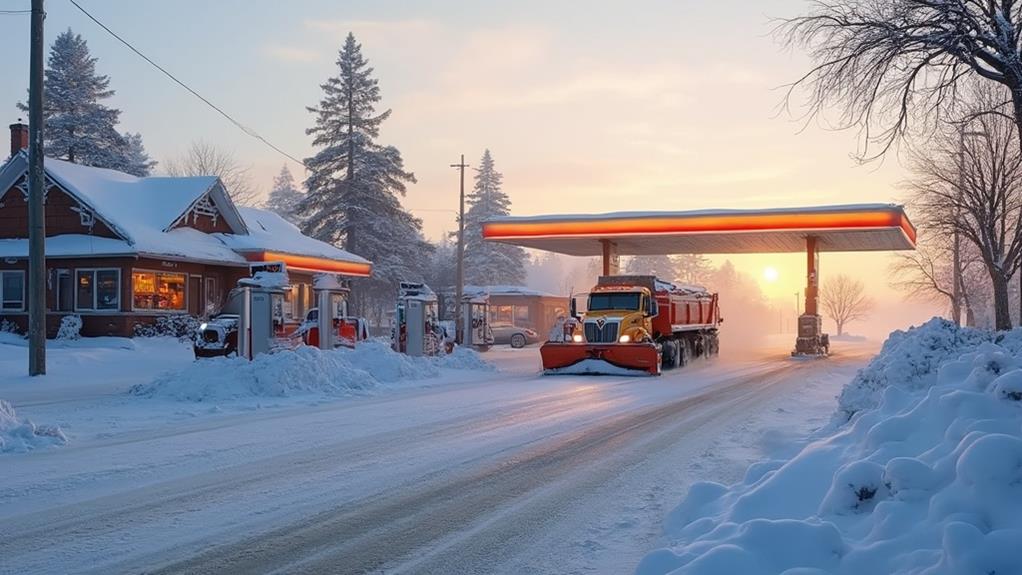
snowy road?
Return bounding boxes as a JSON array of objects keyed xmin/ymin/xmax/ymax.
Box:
[{"xmin": 0, "ymin": 343, "xmax": 875, "ymax": 575}]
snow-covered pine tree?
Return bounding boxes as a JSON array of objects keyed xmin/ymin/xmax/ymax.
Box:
[
  {"xmin": 265, "ymin": 164, "xmax": 304, "ymax": 224},
  {"xmin": 462, "ymin": 149, "xmax": 527, "ymax": 286},
  {"xmin": 624, "ymin": 255, "xmax": 680, "ymax": 281},
  {"xmin": 111, "ymin": 132, "xmax": 156, "ymax": 177},
  {"xmin": 19, "ymin": 29, "xmax": 131, "ymax": 169},
  {"xmin": 298, "ymin": 33, "xmax": 429, "ymax": 317}
]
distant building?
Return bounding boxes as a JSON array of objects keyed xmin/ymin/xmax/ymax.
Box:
[
  {"xmin": 462, "ymin": 285, "xmax": 568, "ymax": 335},
  {"xmin": 0, "ymin": 122, "xmax": 371, "ymax": 337}
]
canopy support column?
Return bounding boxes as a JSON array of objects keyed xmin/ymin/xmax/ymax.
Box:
[
  {"xmin": 793, "ymin": 235, "xmax": 828, "ymax": 356},
  {"xmin": 805, "ymin": 236, "xmax": 818, "ymax": 316},
  {"xmin": 601, "ymin": 239, "xmax": 619, "ymax": 276}
]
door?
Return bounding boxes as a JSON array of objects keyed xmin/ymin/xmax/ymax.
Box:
[
  {"xmin": 56, "ymin": 270, "xmax": 73, "ymax": 312},
  {"xmin": 189, "ymin": 276, "xmax": 202, "ymax": 316}
]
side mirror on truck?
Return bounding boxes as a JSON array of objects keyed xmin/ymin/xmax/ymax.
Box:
[{"xmin": 570, "ymin": 297, "xmax": 579, "ymax": 319}]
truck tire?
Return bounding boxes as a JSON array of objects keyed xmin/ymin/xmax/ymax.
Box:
[{"xmin": 662, "ymin": 340, "xmax": 678, "ymax": 369}]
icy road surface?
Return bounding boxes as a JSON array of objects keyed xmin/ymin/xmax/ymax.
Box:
[{"xmin": 0, "ymin": 341, "xmax": 876, "ymax": 574}]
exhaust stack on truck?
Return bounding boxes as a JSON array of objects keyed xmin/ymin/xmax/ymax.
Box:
[{"xmin": 541, "ymin": 275, "xmax": 721, "ymax": 376}]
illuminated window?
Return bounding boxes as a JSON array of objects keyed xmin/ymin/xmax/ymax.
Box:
[
  {"xmin": 514, "ymin": 305, "xmax": 530, "ymax": 325},
  {"xmin": 75, "ymin": 269, "xmax": 120, "ymax": 311},
  {"xmin": 1, "ymin": 270, "xmax": 25, "ymax": 310},
  {"xmin": 132, "ymin": 270, "xmax": 187, "ymax": 311},
  {"xmin": 490, "ymin": 305, "xmax": 513, "ymax": 326}
]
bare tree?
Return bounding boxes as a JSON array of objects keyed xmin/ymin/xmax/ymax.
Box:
[
  {"xmin": 165, "ymin": 141, "xmax": 259, "ymax": 205},
  {"xmin": 890, "ymin": 230, "xmax": 984, "ymax": 325},
  {"xmin": 908, "ymin": 94, "xmax": 1022, "ymax": 330},
  {"xmin": 779, "ymin": 0, "xmax": 1022, "ymax": 159},
  {"xmin": 821, "ymin": 274, "xmax": 874, "ymax": 336}
]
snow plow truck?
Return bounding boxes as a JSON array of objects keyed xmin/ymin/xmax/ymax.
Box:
[{"xmin": 542, "ymin": 275, "xmax": 720, "ymax": 375}]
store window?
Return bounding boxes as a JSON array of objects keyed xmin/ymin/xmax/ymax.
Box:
[
  {"xmin": 490, "ymin": 305, "xmax": 513, "ymax": 326},
  {"xmin": 514, "ymin": 305, "xmax": 530, "ymax": 326},
  {"xmin": 75, "ymin": 269, "xmax": 120, "ymax": 311},
  {"xmin": 132, "ymin": 270, "xmax": 187, "ymax": 311},
  {"xmin": 1, "ymin": 270, "xmax": 25, "ymax": 310}
]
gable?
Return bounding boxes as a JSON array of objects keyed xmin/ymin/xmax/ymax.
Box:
[
  {"xmin": 167, "ymin": 180, "xmax": 247, "ymax": 236},
  {"xmin": 0, "ymin": 176, "xmax": 118, "ymax": 240}
]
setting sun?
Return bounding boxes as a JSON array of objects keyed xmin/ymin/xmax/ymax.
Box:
[{"xmin": 762, "ymin": 266, "xmax": 779, "ymax": 283}]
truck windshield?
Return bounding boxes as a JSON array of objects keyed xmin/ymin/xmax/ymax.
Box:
[{"xmin": 588, "ymin": 292, "xmax": 641, "ymax": 311}]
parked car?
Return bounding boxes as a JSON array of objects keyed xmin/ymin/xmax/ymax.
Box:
[
  {"xmin": 490, "ymin": 324, "xmax": 540, "ymax": 348},
  {"xmin": 194, "ymin": 314, "xmax": 240, "ymax": 358}
]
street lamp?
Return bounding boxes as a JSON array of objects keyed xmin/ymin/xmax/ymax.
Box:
[{"xmin": 954, "ymin": 126, "xmax": 987, "ymax": 327}]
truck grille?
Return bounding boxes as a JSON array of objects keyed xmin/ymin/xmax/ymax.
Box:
[
  {"xmin": 202, "ymin": 330, "xmax": 220, "ymax": 343},
  {"xmin": 584, "ymin": 321, "xmax": 619, "ymax": 343}
]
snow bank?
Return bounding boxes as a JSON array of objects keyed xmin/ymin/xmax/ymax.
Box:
[
  {"xmin": 132, "ymin": 340, "xmax": 493, "ymax": 402},
  {"xmin": 638, "ymin": 319, "xmax": 1022, "ymax": 575},
  {"xmin": 0, "ymin": 400, "xmax": 67, "ymax": 453}
]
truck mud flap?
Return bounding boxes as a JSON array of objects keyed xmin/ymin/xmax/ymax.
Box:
[{"xmin": 540, "ymin": 342, "xmax": 661, "ymax": 376}]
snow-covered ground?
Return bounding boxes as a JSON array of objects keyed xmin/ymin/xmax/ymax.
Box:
[
  {"xmin": 639, "ymin": 319, "xmax": 1022, "ymax": 575},
  {"xmin": 0, "ymin": 332, "xmax": 877, "ymax": 574}
]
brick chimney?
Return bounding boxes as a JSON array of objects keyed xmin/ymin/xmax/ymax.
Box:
[{"xmin": 9, "ymin": 121, "xmax": 28, "ymax": 158}]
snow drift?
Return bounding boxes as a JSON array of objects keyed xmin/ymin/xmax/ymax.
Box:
[
  {"xmin": 0, "ymin": 400, "xmax": 67, "ymax": 453},
  {"xmin": 638, "ymin": 318, "xmax": 1022, "ymax": 575},
  {"xmin": 132, "ymin": 340, "xmax": 493, "ymax": 402}
]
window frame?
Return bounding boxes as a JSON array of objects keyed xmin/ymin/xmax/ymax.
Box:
[
  {"xmin": 0, "ymin": 270, "xmax": 26, "ymax": 311},
  {"xmin": 74, "ymin": 268, "xmax": 122, "ymax": 312},
  {"xmin": 130, "ymin": 268, "xmax": 189, "ymax": 313}
]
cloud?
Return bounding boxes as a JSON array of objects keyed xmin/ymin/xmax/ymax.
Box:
[{"xmin": 263, "ymin": 44, "xmax": 321, "ymax": 63}]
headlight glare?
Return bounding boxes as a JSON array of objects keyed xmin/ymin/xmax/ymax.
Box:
[
  {"xmin": 572, "ymin": 334, "xmax": 584, "ymax": 343},
  {"xmin": 619, "ymin": 334, "xmax": 631, "ymax": 343}
]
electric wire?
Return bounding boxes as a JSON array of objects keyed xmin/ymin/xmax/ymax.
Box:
[{"xmin": 65, "ymin": 0, "xmax": 307, "ymax": 167}]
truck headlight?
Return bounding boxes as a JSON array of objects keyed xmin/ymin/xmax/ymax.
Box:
[
  {"xmin": 572, "ymin": 334, "xmax": 584, "ymax": 343},
  {"xmin": 199, "ymin": 323, "xmax": 208, "ymax": 331},
  {"xmin": 619, "ymin": 334, "xmax": 631, "ymax": 343}
]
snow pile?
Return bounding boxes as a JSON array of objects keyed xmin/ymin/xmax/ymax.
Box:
[
  {"xmin": 836, "ymin": 318, "xmax": 1004, "ymax": 420},
  {"xmin": 132, "ymin": 340, "xmax": 493, "ymax": 402},
  {"xmin": 638, "ymin": 319, "xmax": 1022, "ymax": 575},
  {"xmin": 56, "ymin": 314, "xmax": 82, "ymax": 340},
  {"xmin": 0, "ymin": 400, "xmax": 67, "ymax": 453}
]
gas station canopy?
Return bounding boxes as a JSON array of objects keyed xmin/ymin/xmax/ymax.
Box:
[{"xmin": 482, "ymin": 203, "xmax": 916, "ymax": 256}]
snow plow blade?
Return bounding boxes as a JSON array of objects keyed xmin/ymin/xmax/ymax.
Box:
[{"xmin": 540, "ymin": 342, "xmax": 661, "ymax": 376}]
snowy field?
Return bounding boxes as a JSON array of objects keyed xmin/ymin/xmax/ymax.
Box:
[
  {"xmin": 0, "ymin": 331, "xmax": 877, "ymax": 574},
  {"xmin": 639, "ymin": 319, "xmax": 1022, "ymax": 575}
]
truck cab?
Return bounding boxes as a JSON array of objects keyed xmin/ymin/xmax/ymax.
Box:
[{"xmin": 575, "ymin": 286, "xmax": 658, "ymax": 344}]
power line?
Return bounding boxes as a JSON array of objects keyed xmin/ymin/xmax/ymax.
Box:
[
  {"xmin": 0, "ymin": 10, "xmax": 32, "ymax": 14},
  {"xmin": 65, "ymin": 0, "xmax": 307, "ymax": 167}
]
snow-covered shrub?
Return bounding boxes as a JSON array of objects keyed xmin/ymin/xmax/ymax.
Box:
[
  {"xmin": 0, "ymin": 318, "xmax": 20, "ymax": 334},
  {"xmin": 55, "ymin": 314, "xmax": 82, "ymax": 340},
  {"xmin": 0, "ymin": 400, "xmax": 67, "ymax": 453},
  {"xmin": 638, "ymin": 321, "xmax": 1022, "ymax": 575},
  {"xmin": 133, "ymin": 314, "xmax": 200, "ymax": 340}
]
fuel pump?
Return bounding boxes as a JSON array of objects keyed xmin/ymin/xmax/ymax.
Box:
[
  {"xmin": 393, "ymin": 282, "xmax": 442, "ymax": 356},
  {"xmin": 459, "ymin": 292, "xmax": 493, "ymax": 350}
]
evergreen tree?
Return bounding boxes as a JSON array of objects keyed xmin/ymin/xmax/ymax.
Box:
[
  {"xmin": 19, "ymin": 29, "xmax": 147, "ymax": 170},
  {"xmin": 112, "ymin": 132, "xmax": 156, "ymax": 177},
  {"xmin": 265, "ymin": 164, "xmax": 304, "ymax": 224},
  {"xmin": 624, "ymin": 255, "xmax": 680, "ymax": 281},
  {"xmin": 297, "ymin": 33, "xmax": 429, "ymax": 316},
  {"xmin": 461, "ymin": 149, "xmax": 527, "ymax": 286}
]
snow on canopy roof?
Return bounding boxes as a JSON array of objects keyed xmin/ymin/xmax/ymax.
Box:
[
  {"xmin": 482, "ymin": 204, "xmax": 917, "ymax": 255},
  {"xmin": 221, "ymin": 207, "xmax": 369, "ymax": 265},
  {"xmin": 463, "ymin": 284, "xmax": 565, "ymax": 299}
]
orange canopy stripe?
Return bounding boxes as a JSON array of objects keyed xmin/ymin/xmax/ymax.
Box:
[
  {"xmin": 483, "ymin": 208, "xmax": 916, "ymax": 246},
  {"xmin": 244, "ymin": 251, "xmax": 372, "ymax": 277}
]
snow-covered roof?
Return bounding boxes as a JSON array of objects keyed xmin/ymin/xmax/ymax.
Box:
[
  {"xmin": 463, "ymin": 284, "xmax": 565, "ymax": 299},
  {"xmin": 221, "ymin": 207, "xmax": 369, "ymax": 265},
  {"xmin": 482, "ymin": 204, "xmax": 917, "ymax": 255},
  {"xmin": 0, "ymin": 154, "xmax": 372, "ymax": 274}
]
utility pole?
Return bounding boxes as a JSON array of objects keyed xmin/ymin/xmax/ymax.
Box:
[
  {"xmin": 451, "ymin": 154, "xmax": 468, "ymax": 344},
  {"xmin": 27, "ymin": 0, "xmax": 46, "ymax": 376}
]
